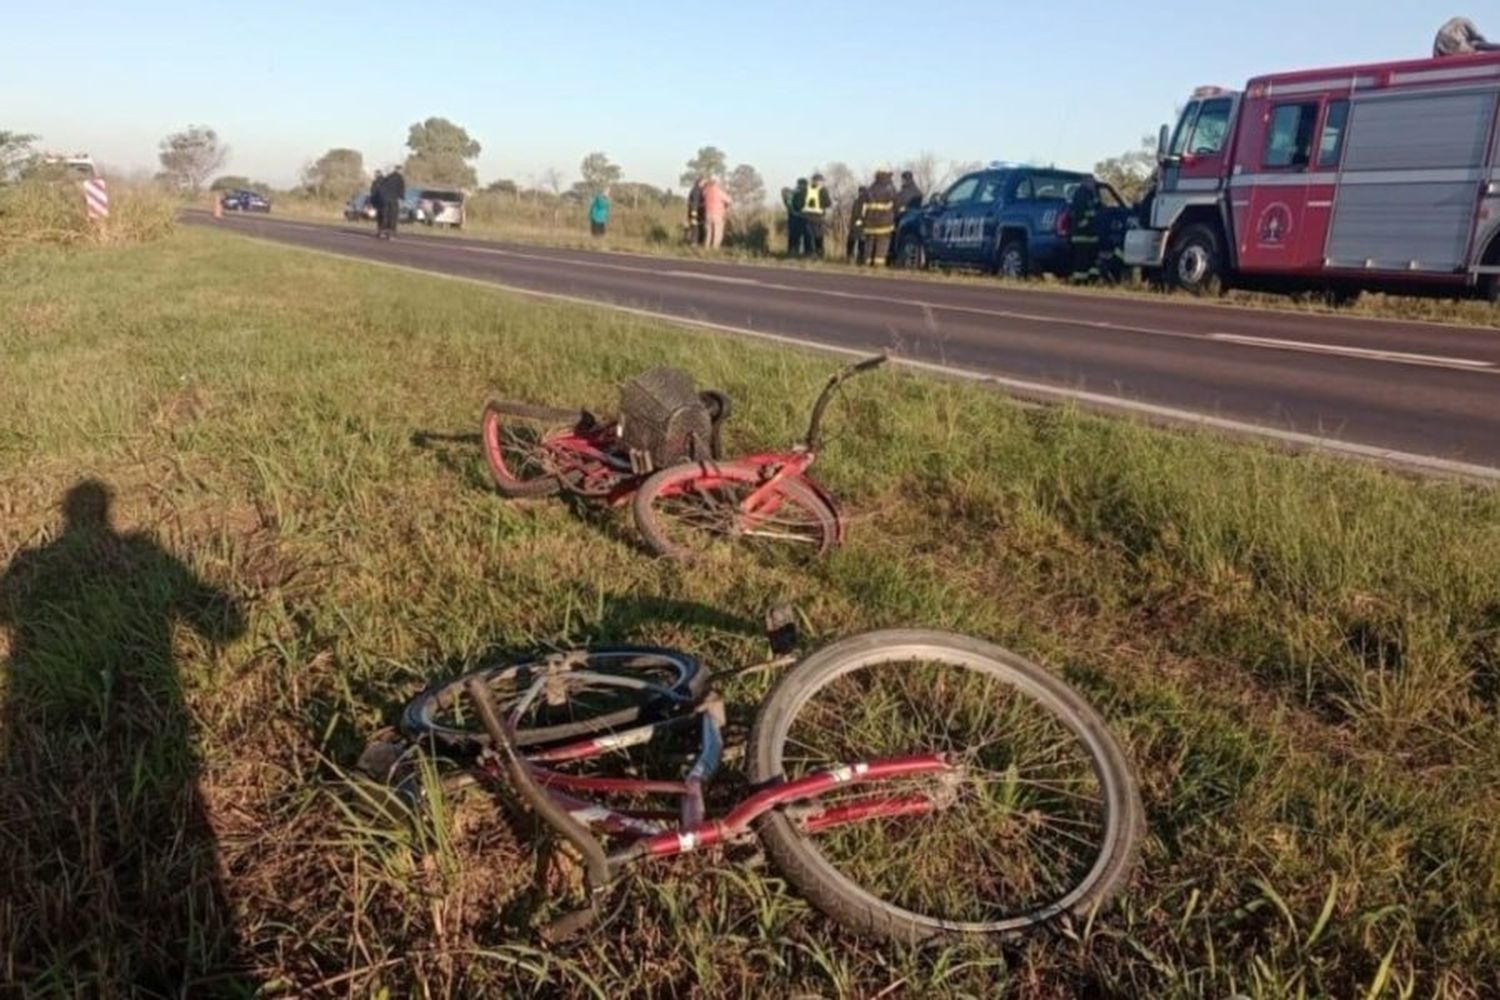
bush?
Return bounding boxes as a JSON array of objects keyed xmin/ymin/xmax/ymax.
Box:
[{"xmin": 0, "ymin": 179, "xmax": 178, "ymax": 250}]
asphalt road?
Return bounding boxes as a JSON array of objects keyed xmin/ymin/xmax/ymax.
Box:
[{"xmin": 188, "ymin": 211, "xmax": 1500, "ymax": 478}]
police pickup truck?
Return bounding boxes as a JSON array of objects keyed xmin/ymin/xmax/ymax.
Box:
[{"xmin": 894, "ymin": 164, "xmax": 1132, "ymax": 279}]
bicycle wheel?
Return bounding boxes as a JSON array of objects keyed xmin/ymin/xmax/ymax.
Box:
[
  {"xmin": 633, "ymin": 462, "xmax": 838, "ymax": 562},
  {"xmin": 748, "ymin": 630, "xmax": 1142, "ymax": 943},
  {"xmin": 402, "ymin": 646, "xmax": 708, "ymax": 753},
  {"xmin": 481, "ymin": 399, "xmax": 585, "ymax": 498}
]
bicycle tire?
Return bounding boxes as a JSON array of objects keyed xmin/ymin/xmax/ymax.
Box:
[
  {"xmin": 402, "ymin": 646, "xmax": 709, "ymax": 752},
  {"xmin": 747, "ymin": 630, "xmax": 1143, "ymax": 943},
  {"xmin": 481, "ymin": 399, "xmax": 587, "ymax": 498},
  {"xmin": 632, "ymin": 462, "xmax": 838, "ymax": 562}
]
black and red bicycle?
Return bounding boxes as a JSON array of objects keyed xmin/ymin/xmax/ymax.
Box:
[
  {"xmin": 480, "ymin": 355, "xmax": 887, "ymax": 561},
  {"xmin": 389, "ymin": 623, "xmax": 1144, "ymax": 944}
]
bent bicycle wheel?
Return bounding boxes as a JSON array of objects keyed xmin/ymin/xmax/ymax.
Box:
[
  {"xmin": 402, "ymin": 646, "xmax": 708, "ymax": 752},
  {"xmin": 747, "ymin": 630, "xmax": 1143, "ymax": 943},
  {"xmin": 481, "ymin": 399, "xmax": 585, "ymax": 498},
  {"xmin": 633, "ymin": 462, "xmax": 838, "ymax": 562}
]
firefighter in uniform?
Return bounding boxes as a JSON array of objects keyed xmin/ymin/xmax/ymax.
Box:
[
  {"xmin": 1068, "ymin": 181, "xmax": 1102, "ymax": 280},
  {"xmin": 847, "ymin": 186, "xmax": 868, "ymax": 262},
  {"xmin": 856, "ymin": 169, "xmax": 899, "ymax": 266},
  {"xmin": 798, "ymin": 174, "xmax": 829, "ymax": 257}
]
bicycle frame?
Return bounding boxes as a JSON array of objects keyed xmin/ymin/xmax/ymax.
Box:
[{"xmin": 464, "ymin": 665, "xmax": 958, "ymax": 938}]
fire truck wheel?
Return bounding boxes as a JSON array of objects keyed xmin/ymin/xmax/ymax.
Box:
[{"xmin": 1167, "ymin": 224, "xmax": 1224, "ymax": 297}]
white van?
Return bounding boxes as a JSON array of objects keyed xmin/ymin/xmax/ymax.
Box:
[{"xmin": 408, "ymin": 187, "xmax": 465, "ymax": 228}]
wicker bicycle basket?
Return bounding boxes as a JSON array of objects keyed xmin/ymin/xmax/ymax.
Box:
[{"xmin": 618, "ymin": 367, "xmax": 713, "ymax": 473}]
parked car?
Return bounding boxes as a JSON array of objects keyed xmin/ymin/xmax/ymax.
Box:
[
  {"xmin": 405, "ymin": 187, "xmax": 465, "ymax": 228},
  {"xmin": 893, "ymin": 164, "xmax": 1132, "ymax": 279},
  {"xmin": 220, "ymin": 189, "xmax": 271, "ymax": 213},
  {"xmin": 345, "ymin": 193, "xmax": 377, "ymax": 221}
]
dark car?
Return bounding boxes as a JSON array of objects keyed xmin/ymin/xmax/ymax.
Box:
[
  {"xmin": 893, "ymin": 165, "xmax": 1132, "ymax": 279},
  {"xmin": 221, "ymin": 189, "xmax": 271, "ymax": 213}
]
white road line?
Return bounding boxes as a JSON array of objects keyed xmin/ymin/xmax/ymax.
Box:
[
  {"xmin": 209, "ymin": 227, "xmax": 1500, "ymax": 484},
  {"xmin": 662, "ymin": 270, "xmax": 762, "ymax": 285},
  {"xmin": 1208, "ymin": 333, "xmax": 1497, "ymax": 371}
]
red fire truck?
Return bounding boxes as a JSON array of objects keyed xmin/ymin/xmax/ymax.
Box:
[{"xmin": 1125, "ymin": 50, "xmax": 1500, "ymax": 301}]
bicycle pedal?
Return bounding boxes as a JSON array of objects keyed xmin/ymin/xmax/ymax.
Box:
[{"xmin": 764, "ymin": 603, "xmax": 799, "ymax": 656}]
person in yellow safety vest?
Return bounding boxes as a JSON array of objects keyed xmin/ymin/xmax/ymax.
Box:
[
  {"xmin": 855, "ymin": 168, "xmax": 899, "ymax": 266},
  {"xmin": 797, "ymin": 174, "xmax": 829, "ymax": 256}
]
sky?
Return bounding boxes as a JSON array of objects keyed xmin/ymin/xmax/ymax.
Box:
[{"xmin": 0, "ymin": 2, "xmax": 1481, "ymax": 193}]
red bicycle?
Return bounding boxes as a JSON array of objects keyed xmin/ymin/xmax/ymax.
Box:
[
  {"xmin": 481, "ymin": 355, "xmax": 887, "ymax": 560},
  {"xmin": 390, "ymin": 623, "xmax": 1144, "ymax": 944}
]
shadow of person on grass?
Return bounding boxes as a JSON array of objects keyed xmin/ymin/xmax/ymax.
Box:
[{"xmin": 0, "ymin": 480, "xmax": 250, "ymax": 996}]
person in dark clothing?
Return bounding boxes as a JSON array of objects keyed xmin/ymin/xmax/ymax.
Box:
[
  {"xmin": 787, "ymin": 178, "xmax": 809, "ymax": 255},
  {"xmin": 857, "ymin": 169, "xmax": 899, "ymax": 266},
  {"xmin": 847, "ymin": 186, "xmax": 868, "ymax": 262},
  {"xmin": 1068, "ymin": 181, "xmax": 1102, "ymax": 279},
  {"xmin": 687, "ymin": 178, "xmax": 707, "ymax": 246},
  {"xmin": 896, "ymin": 171, "xmax": 924, "ymax": 219},
  {"xmin": 796, "ymin": 174, "xmax": 830, "ymax": 257},
  {"xmin": 374, "ymin": 168, "xmax": 406, "ymax": 238},
  {"xmin": 367, "ymin": 170, "xmax": 384, "ymax": 231}
]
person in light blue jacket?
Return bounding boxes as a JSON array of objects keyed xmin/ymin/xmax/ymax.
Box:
[{"xmin": 589, "ymin": 190, "xmax": 612, "ymax": 237}]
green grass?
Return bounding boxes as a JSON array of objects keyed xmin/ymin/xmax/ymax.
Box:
[{"xmin": 2, "ymin": 228, "xmax": 1499, "ymax": 997}]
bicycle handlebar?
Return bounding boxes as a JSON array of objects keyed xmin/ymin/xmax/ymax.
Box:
[
  {"xmin": 804, "ymin": 353, "xmax": 888, "ymax": 451},
  {"xmin": 464, "ymin": 677, "xmax": 613, "ymax": 943}
]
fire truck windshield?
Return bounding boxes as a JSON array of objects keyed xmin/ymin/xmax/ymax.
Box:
[{"xmin": 1170, "ymin": 98, "xmax": 1234, "ymax": 159}]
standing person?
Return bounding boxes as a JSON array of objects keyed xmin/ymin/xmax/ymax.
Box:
[
  {"xmin": 781, "ymin": 183, "xmax": 801, "ymax": 256},
  {"xmin": 896, "ymin": 170, "xmax": 924, "ymax": 219},
  {"xmin": 687, "ymin": 178, "xmax": 706, "ymax": 246},
  {"xmin": 375, "ymin": 167, "xmax": 405, "ymax": 239},
  {"xmin": 1068, "ymin": 181, "xmax": 1102, "ymax": 280},
  {"xmin": 1434, "ymin": 17, "xmax": 1500, "ymax": 56},
  {"xmin": 589, "ymin": 189, "xmax": 612, "ymax": 238},
  {"xmin": 797, "ymin": 174, "xmax": 829, "ymax": 257},
  {"xmin": 701, "ymin": 176, "xmax": 732, "ymax": 250},
  {"xmin": 847, "ymin": 186, "xmax": 868, "ymax": 262},
  {"xmin": 367, "ymin": 170, "xmax": 384, "ymax": 234},
  {"xmin": 787, "ymin": 178, "xmax": 809, "ymax": 256},
  {"xmin": 857, "ymin": 168, "xmax": 899, "ymax": 266}
]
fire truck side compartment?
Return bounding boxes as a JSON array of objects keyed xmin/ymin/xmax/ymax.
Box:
[{"xmin": 1326, "ymin": 88, "xmax": 1498, "ymax": 272}]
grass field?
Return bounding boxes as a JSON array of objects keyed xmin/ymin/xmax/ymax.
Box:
[{"xmin": 3, "ymin": 227, "xmax": 1499, "ymax": 997}]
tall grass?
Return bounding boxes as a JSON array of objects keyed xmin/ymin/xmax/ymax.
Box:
[
  {"xmin": 2, "ymin": 227, "xmax": 1498, "ymax": 996},
  {"xmin": 0, "ymin": 178, "xmax": 178, "ymax": 250}
]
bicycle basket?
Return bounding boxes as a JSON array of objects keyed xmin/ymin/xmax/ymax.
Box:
[{"xmin": 618, "ymin": 367, "xmax": 713, "ymax": 473}]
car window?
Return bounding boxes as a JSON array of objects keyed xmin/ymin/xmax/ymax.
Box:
[
  {"xmin": 977, "ymin": 175, "xmax": 1005, "ymax": 204},
  {"xmin": 1012, "ymin": 177, "xmax": 1034, "ymax": 201},
  {"xmin": 1264, "ymin": 102, "xmax": 1319, "ymax": 168},
  {"xmin": 1317, "ymin": 100, "xmax": 1350, "ymax": 168},
  {"xmin": 1097, "ymin": 184, "xmax": 1125, "ymax": 208},
  {"xmin": 944, "ymin": 176, "xmax": 980, "ymax": 206},
  {"xmin": 1027, "ymin": 172, "xmax": 1083, "ymax": 201}
]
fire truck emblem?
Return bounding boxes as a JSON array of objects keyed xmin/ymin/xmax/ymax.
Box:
[{"xmin": 1257, "ymin": 203, "xmax": 1293, "ymax": 247}]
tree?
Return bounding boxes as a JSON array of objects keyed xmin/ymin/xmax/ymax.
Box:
[
  {"xmin": 302, "ymin": 147, "xmax": 365, "ymax": 200},
  {"xmin": 679, "ymin": 146, "xmax": 728, "ymax": 188},
  {"xmin": 539, "ymin": 167, "xmax": 564, "ymax": 195},
  {"xmin": 725, "ymin": 163, "xmax": 765, "ymax": 209},
  {"xmin": 615, "ymin": 181, "xmax": 672, "ymax": 209},
  {"xmin": 1094, "ymin": 136, "xmax": 1158, "ymax": 204},
  {"xmin": 157, "ymin": 125, "xmax": 228, "ymax": 193},
  {"xmin": 818, "ymin": 161, "xmax": 858, "ymax": 210},
  {"xmin": 485, "ymin": 178, "xmax": 519, "ymax": 196},
  {"xmin": 210, "ymin": 175, "xmax": 255, "ymax": 192},
  {"xmin": 1, "ymin": 130, "xmax": 38, "ymax": 183},
  {"xmin": 941, "ymin": 160, "xmax": 984, "ymax": 190},
  {"xmin": 578, "ymin": 151, "xmax": 622, "ymax": 194},
  {"xmin": 403, "ymin": 117, "xmax": 481, "ymax": 188}
]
